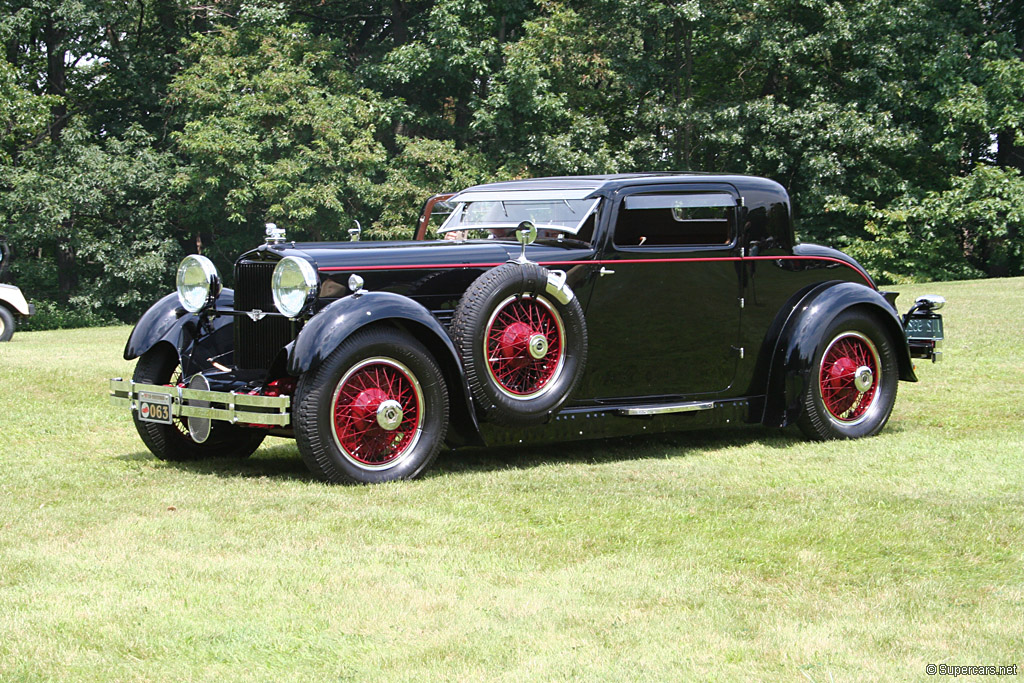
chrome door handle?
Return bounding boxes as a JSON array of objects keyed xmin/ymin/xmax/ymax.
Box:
[{"xmin": 599, "ymin": 267, "xmax": 615, "ymax": 277}]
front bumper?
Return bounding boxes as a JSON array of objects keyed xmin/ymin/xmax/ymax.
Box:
[{"xmin": 109, "ymin": 378, "xmax": 291, "ymax": 427}]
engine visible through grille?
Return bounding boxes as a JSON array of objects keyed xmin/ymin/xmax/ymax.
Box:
[{"xmin": 234, "ymin": 260, "xmax": 294, "ymax": 370}]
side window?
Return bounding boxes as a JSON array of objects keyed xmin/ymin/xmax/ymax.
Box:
[{"xmin": 614, "ymin": 193, "xmax": 736, "ymax": 247}]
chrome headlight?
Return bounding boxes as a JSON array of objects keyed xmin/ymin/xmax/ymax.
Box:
[
  {"xmin": 272, "ymin": 256, "xmax": 318, "ymax": 318},
  {"xmin": 176, "ymin": 255, "xmax": 221, "ymax": 313}
]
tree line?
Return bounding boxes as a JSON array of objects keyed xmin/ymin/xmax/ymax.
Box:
[{"xmin": 1, "ymin": 0, "xmax": 1022, "ymax": 327}]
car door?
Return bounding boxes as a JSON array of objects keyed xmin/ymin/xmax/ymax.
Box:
[{"xmin": 579, "ymin": 183, "xmax": 743, "ymax": 401}]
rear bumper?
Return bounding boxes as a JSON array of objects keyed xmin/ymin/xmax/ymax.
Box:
[
  {"xmin": 908, "ymin": 338, "xmax": 942, "ymax": 363},
  {"xmin": 108, "ymin": 378, "xmax": 291, "ymax": 426}
]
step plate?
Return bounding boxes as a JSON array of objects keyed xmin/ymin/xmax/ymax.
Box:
[{"xmin": 618, "ymin": 401, "xmax": 715, "ymax": 416}]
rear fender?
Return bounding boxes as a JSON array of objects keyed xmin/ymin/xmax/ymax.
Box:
[
  {"xmin": 287, "ymin": 291, "xmax": 482, "ymax": 447},
  {"xmin": 762, "ymin": 281, "xmax": 916, "ymax": 427},
  {"xmin": 124, "ymin": 290, "xmax": 236, "ymax": 378}
]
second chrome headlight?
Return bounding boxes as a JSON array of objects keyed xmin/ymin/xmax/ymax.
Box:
[
  {"xmin": 272, "ymin": 256, "xmax": 318, "ymax": 318},
  {"xmin": 176, "ymin": 254, "xmax": 221, "ymax": 313}
]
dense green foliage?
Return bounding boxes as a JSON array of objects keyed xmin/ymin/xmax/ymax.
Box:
[{"xmin": 1, "ymin": 0, "xmax": 1022, "ymax": 323}]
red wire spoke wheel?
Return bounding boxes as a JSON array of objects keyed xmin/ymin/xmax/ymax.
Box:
[
  {"xmin": 330, "ymin": 357, "xmax": 424, "ymax": 468},
  {"xmin": 818, "ymin": 332, "xmax": 880, "ymax": 424},
  {"xmin": 484, "ymin": 294, "xmax": 565, "ymax": 399},
  {"xmin": 798, "ymin": 310, "xmax": 898, "ymax": 441},
  {"xmin": 294, "ymin": 326, "xmax": 448, "ymax": 484}
]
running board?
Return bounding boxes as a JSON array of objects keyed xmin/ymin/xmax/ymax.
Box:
[{"xmin": 617, "ymin": 401, "xmax": 716, "ymax": 416}]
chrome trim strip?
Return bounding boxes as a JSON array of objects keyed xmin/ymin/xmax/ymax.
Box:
[
  {"xmin": 109, "ymin": 378, "xmax": 291, "ymax": 426},
  {"xmin": 449, "ymin": 189, "xmax": 599, "ymax": 203},
  {"xmin": 618, "ymin": 401, "xmax": 715, "ymax": 416}
]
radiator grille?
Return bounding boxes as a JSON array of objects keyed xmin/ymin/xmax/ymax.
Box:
[{"xmin": 233, "ymin": 260, "xmax": 294, "ymax": 370}]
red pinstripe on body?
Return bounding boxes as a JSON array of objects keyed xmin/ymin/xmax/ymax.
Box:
[{"xmin": 318, "ymin": 255, "xmax": 874, "ymax": 287}]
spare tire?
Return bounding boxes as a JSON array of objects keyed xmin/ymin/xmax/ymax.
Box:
[{"xmin": 450, "ymin": 262, "xmax": 587, "ymax": 425}]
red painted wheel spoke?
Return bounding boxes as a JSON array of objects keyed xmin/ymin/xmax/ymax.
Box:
[
  {"xmin": 819, "ymin": 334, "xmax": 879, "ymax": 422},
  {"xmin": 332, "ymin": 361, "xmax": 421, "ymax": 466},
  {"xmin": 484, "ymin": 295, "xmax": 563, "ymax": 397}
]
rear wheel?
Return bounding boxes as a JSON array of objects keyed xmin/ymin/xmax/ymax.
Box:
[
  {"xmin": 132, "ymin": 346, "xmax": 266, "ymax": 461},
  {"xmin": 0, "ymin": 306, "xmax": 14, "ymax": 342},
  {"xmin": 798, "ymin": 310, "xmax": 898, "ymax": 440},
  {"xmin": 294, "ymin": 326, "xmax": 449, "ymax": 484}
]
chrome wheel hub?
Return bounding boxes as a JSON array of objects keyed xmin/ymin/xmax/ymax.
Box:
[
  {"xmin": 528, "ymin": 333, "xmax": 549, "ymax": 360},
  {"xmin": 854, "ymin": 365, "xmax": 874, "ymax": 393},
  {"xmin": 376, "ymin": 399, "xmax": 404, "ymax": 431}
]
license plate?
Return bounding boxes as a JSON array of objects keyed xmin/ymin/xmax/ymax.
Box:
[
  {"xmin": 138, "ymin": 391, "xmax": 173, "ymax": 424},
  {"xmin": 906, "ymin": 315, "xmax": 944, "ymax": 341}
]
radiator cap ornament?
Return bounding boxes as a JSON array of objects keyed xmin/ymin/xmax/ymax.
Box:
[{"xmin": 265, "ymin": 223, "xmax": 286, "ymax": 244}]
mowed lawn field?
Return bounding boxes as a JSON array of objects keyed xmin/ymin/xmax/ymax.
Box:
[{"xmin": 1, "ymin": 277, "xmax": 1021, "ymax": 681}]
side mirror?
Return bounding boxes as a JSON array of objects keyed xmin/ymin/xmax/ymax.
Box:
[
  {"xmin": 516, "ymin": 221, "xmax": 537, "ymax": 246},
  {"xmin": 511, "ymin": 221, "xmax": 537, "ymax": 264},
  {"xmin": 348, "ymin": 220, "xmax": 362, "ymax": 242}
]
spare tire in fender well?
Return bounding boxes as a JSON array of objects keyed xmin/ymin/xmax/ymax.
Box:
[{"xmin": 450, "ymin": 262, "xmax": 588, "ymax": 426}]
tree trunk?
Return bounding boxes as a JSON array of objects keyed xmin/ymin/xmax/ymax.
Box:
[
  {"xmin": 995, "ymin": 129, "xmax": 1021, "ymax": 276},
  {"xmin": 43, "ymin": 18, "xmax": 67, "ymax": 143},
  {"xmin": 683, "ymin": 22, "xmax": 693, "ymax": 169},
  {"xmin": 390, "ymin": 0, "xmax": 409, "ymax": 46},
  {"xmin": 55, "ymin": 228, "xmax": 76, "ymax": 304},
  {"xmin": 45, "ymin": 17, "xmax": 77, "ymax": 301}
]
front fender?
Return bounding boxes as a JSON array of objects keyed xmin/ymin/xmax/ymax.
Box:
[
  {"xmin": 287, "ymin": 291, "xmax": 482, "ymax": 447},
  {"xmin": 124, "ymin": 290, "xmax": 236, "ymax": 378},
  {"xmin": 762, "ymin": 281, "xmax": 916, "ymax": 427}
]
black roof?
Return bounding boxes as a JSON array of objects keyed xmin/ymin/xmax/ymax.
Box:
[{"xmin": 454, "ymin": 173, "xmax": 787, "ymax": 197}]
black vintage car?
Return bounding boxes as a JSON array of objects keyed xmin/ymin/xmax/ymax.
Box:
[{"xmin": 109, "ymin": 174, "xmax": 945, "ymax": 483}]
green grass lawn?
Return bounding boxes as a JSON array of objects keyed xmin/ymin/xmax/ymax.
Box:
[{"xmin": 1, "ymin": 278, "xmax": 1021, "ymax": 681}]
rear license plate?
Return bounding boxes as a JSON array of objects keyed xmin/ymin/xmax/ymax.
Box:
[
  {"xmin": 905, "ymin": 315, "xmax": 944, "ymax": 341},
  {"xmin": 138, "ymin": 391, "xmax": 173, "ymax": 424}
]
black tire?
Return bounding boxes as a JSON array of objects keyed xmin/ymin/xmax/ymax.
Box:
[
  {"xmin": 0, "ymin": 306, "xmax": 14, "ymax": 342},
  {"xmin": 797, "ymin": 309, "xmax": 899, "ymax": 440},
  {"xmin": 294, "ymin": 326, "xmax": 449, "ymax": 484},
  {"xmin": 132, "ymin": 346, "xmax": 266, "ymax": 461},
  {"xmin": 450, "ymin": 262, "xmax": 588, "ymax": 426}
]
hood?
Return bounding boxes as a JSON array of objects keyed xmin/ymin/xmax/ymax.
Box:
[
  {"xmin": 239, "ymin": 238, "xmax": 595, "ymax": 271},
  {"xmin": 236, "ymin": 238, "xmax": 596, "ymax": 306}
]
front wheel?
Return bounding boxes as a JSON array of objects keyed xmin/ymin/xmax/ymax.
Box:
[
  {"xmin": 797, "ymin": 310, "xmax": 898, "ymax": 440},
  {"xmin": 293, "ymin": 326, "xmax": 449, "ymax": 484},
  {"xmin": 132, "ymin": 346, "xmax": 266, "ymax": 460}
]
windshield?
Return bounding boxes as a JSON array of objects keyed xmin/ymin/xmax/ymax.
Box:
[{"xmin": 439, "ymin": 196, "xmax": 600, "ymax": 236}]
